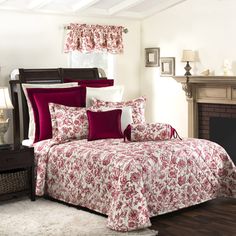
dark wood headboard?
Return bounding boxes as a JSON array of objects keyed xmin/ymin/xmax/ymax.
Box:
[{"xmin": 9, "ymin": 67, "xmax": 102, "ymax": 147}]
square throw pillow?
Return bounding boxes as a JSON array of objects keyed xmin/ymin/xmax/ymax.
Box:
[
  {"xmin": 90, "ymin": 96, "xmax": 146, "ymax": 124},
  {"xmin": 49, "ymin": 103, "xmax": 88, "ymax": 142},
  {"xmin": 86, "ymin": 86, "xmax": 124, "ymax": 107},
  {"xmin": 27, "ymin": 86, "xmax": 86, "ymax": 142},
  {"xmin": 90, "ymin": 106, "xmax": 133, "ymax": 133},
  {"xmin": 86, "ymin": 110, "xmax": 123, "ymax": 141},
  {"xmin": 22, "ymin": 82, "xmax": 78, "ymax": 142}
]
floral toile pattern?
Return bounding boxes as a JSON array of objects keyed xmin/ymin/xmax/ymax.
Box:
[
  {"xmin": 49, "ymin": 103, "xmax": 88, "ymax": 142},
  {"xmin": 64, "ymin": 23, "xmax": 124, "ymax": 54},
  {"xmin": 33, "ymin": 137, "xmax": 236, "ymax": 232},
  {"xmin": 90, "ymin": 96, "xmax": 146, "ymax": 124},
  {"xmin": 124, "ymin": 123, "xmax": 179, "ymax": 142}
]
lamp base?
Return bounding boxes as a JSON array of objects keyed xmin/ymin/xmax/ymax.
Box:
[
  {"xmin": 0, "ymin": 119, "xmax": 9, "ymax": 145},
  {"xmin": 184, "ymin": 61, "xmax": 192, "ymax": 76}
]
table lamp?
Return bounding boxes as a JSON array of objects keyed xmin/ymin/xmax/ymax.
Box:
[
  {"xmin": 0, "ymin": 87, "xmax": 14, "ymax": 145},
  {"xmin": 181, "ymin": 50, "xmax": 195, "ymax": 76}
]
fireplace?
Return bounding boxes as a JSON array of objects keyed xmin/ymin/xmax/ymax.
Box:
[
  {"xmin": 198, "ymin": 103, "xmax": 236, "ymax": 164},
  {"xmin": 173, "ymin": 75, "xmax": 236, "ymax": 165}
]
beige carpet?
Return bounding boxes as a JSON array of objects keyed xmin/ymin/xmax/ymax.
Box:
[{"xmin": 0, "ymin": 198, "xmax": 158, "ymax": 236}]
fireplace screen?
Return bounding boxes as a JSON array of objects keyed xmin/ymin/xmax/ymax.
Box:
[{"xmin": 210, "ymin": 117, "xmax": 236, "ymax": 164}]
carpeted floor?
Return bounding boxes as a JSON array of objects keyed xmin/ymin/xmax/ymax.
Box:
[{"xmin": 0, "ymin": 197, "xmax": 158, "ymax": 236}]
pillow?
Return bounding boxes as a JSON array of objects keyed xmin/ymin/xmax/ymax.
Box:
[
  {"xmin": 64, "ymin": 78, "xmax": 114, "ymax": 87},
  {"xmin": 27, "ymin": 86, "xmax": 86, "ymax": 142},
  {"xmin": 86, "ymin": 86, "xmax": 124, "ymax": 107},
  {"xmin": 91, "ymin": 106, "xmax": 133, "ymax": 133},
  {"xmin": 22, "ymin": 82, "xmax": 78, "ymax": 142},
  {"xmin": 91, "ymin": 96, "xmax": 146, "ymax": 124},
  {"xmin": 86, "ymin": 110, "xmax": 123, "ymax": 141},
  {"xmin": 49, "ymin": 103, "xmax": 88, "ymax": 142},
  {"xmin": 124, "ymin": 123, "xmax": 179, "ymax": 142}
]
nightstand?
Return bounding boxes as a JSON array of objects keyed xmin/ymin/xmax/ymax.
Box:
[{"xmin": 0, "ymin": 145, "xmax": 35, "ymax": 201}]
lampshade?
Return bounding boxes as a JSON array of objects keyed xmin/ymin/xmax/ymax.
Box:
[
  {"xmin": 0, "ymin": 87, "xmax": 14, "ymax": 109},
  {"xmin": 181, "ymin": 50, "xmax": 195, "ymax": 62}
]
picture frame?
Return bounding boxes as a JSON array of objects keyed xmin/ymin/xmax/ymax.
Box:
[
  {"xmin": 145, "ymin": 48, "xmax": 160, "ymax": 67},
  {"xmin": 160, "ymin": 57, "xmax": 175, "ymax": 76}
]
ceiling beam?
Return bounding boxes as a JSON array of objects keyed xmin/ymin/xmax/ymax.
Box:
[
  {"xmin": 108, "ymin": 0, "xmax": 145, "ymax": 15},
  {"xmin": 142, "ymin": 0, "xmax": 188, "ymax": 18},
  {"xmin": 78, "ymin": 8, "xmax": 109, "ymax": 17},
  {"xmin": 28, "ymin": 0, "xmax": 53, "ymax": 9},
  {"xmin": 0, "ymin": 0, "xmax": 8, "ymax": 4},
  {"xmin": 72, "ymin": 0, "xmax": 101, "ymax": 12},
  {"xmin": 115, "ymin": 10, "xmax": 143, "ymax": 20}
]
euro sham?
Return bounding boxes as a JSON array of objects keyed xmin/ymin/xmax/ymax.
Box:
[
  {"xmin": 86, "ymin": 86, "xmax": 124, "ymax": 107},
  {"xmin": 27, "ymin": 86, "xmax": 86, "ymax": 142},
  {"xmin": 22, "ymin": 82, "xmax": 78, "ymax": 142},
  {"xmin": 64, "ymin": 78, "xmax": 114, "ymax": 87}
]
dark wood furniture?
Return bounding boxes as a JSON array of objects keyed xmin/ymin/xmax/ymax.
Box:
[
  {"xmin": 9, "ymin": 67, "xmax": 102, "ymax": 148},
  {"xmin": 0, "ymin": 146, "xmax": 35, "ymax": 201}
]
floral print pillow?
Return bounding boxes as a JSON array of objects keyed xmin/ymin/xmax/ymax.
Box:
[
  {"xmin": 49, "ymin": 103, "xmax": 88, "ymax": 142},
  {"xmin": 90, "ymin": 96, "xmax": 146, "ymax": 124},
  {"xmin": 124, "ymin": 123, "xmax": 180, "ymax": 142}
]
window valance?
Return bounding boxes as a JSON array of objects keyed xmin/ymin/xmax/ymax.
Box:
[{"xmin": 64, "ymin": 23, "xmax": 124, "ymax": 54}]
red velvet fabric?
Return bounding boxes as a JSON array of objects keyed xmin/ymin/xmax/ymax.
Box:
[
  {"xmin": 64, "ymin": 78, "xmax": 114, "ymax": 87},
  {"xmin": 27, "ymin": 86, "xmax": 86, "ymax": 142},
  {"xmin": 86, "ymin": 109, "xmax": 123, "ymax": 141}
]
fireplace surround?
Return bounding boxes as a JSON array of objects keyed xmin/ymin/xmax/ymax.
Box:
[{"xmin": 173, "ymin": 76, "xmax": 236, "ymax": 164}]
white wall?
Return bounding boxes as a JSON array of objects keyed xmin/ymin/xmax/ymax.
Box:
[
  {"xmin": 141, "ymin": 0, "xmax": 236, "ymax": 137},
  {"xmin": 0, "ymin": 11, "xmax": 141, "ymax": 99},
  {"xmin": 0, "ymin": 11, "xmax": 141, "ymax": 142}
]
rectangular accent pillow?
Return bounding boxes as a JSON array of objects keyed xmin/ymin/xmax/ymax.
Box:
[
  {"xmin": 22, "ymin": 82, "xmax": 78, "ymax": 142},
  {"xmin": 86, "ymin": 86, "xmax": 124, "ymax": 107},
  {"xmin": 26, "ymin": 86, "xmax": 86, "ymax": 142},
  {"xmin": 87, "ymin": 110, "xmax": 123, "ymax": 141},
  {"xmin": 64, "ymin": 78, "xmax": 114, "ymax": 87},
  {"xmin": 90, "ymin": 96, "xmax": 146, "ymax": 124},
  {"xmin": 49, "ymin": 103, "xmax": 88, "ymax": 142},
  {"xmin": 124, "ymin": 123, "xmax": 180, "ymax": 142}
]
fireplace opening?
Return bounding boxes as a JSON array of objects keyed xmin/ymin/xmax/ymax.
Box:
[
  {"xmin": 198, "ymin": 103, "xmax": 236, "ymax": 164},
  {"xmin": 209, "ymin": 117, "xmax": 236, "ymax": 164}
]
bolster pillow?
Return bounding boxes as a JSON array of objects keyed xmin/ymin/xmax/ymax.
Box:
[{"xmin": 124, "ymin": 123, "xmax": 181, "ymax": 142}]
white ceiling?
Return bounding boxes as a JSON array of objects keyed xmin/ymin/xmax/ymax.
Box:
[{"xmin": 0, "ymin": 0, "xmax": 187, "ymax": 20}]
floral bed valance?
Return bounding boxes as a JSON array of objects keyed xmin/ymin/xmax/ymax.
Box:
[{"xmin": 64, "ymin": 23, "xmax": 124, "ymax": 54}]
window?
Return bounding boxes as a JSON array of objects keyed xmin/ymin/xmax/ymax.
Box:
[{"xmin": 69, "ymin": 51, "xmax": 115, "ymax": 79}]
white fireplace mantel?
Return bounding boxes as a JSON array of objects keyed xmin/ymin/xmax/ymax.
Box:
[{"xmin": 173, "ymin": 76, "xmax": 236, "ymax": 137}]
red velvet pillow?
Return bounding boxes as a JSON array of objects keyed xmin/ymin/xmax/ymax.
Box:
[
  {"xmin": 86, "ymin": 109, "xmax": 123, "ymax": 141},
  {"xmin": 64, "ymin": 78, "xmax": 114, "ymax": 87},
  {"xmin": 27, "ymin": 86, "xmax": 86, "ymax": 142}
]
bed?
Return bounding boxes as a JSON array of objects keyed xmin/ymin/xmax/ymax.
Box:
[{"xmin": 10, "ymin": 68, "xmax": 236, "ymax": 232}]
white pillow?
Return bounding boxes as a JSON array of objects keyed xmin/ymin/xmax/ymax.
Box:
[
  {"xmin": 86, "ymin": 86, "xmax": 124, "ymax": 107},
  {"xmin": 22, "ymin": 82, "xmax": 78, "ymax": 142},
  {"xmin": 22, "ymin": 139, "xmax": 33, "ymax": 147},
  {"xmin": 94, "ymin": 106, "xmax": 133, "ymax": 133}
]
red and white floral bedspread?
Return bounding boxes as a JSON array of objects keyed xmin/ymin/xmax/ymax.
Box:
[{"xmin": 33, "ymin": 138, "xmax": 236, "ymax": 231}]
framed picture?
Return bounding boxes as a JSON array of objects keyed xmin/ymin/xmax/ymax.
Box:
[
  {"xmin": 160, "ymin": 57, "xmax": 175, "ymax": 76},
  {"xmin": 145, "ymin": 48, "xmax": 160, "ymax": 67}
]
